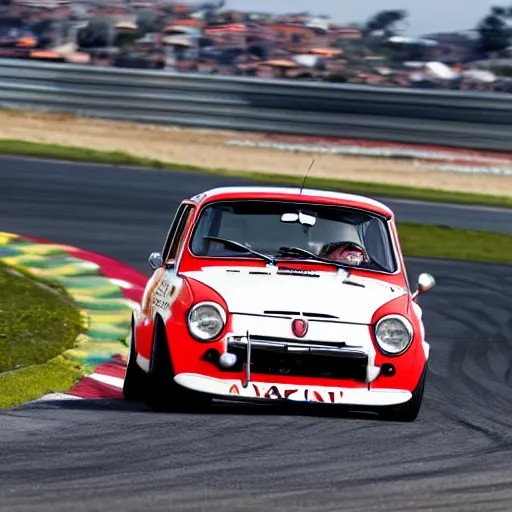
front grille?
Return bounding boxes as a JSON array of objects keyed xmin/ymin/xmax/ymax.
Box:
[{"xmin": 223, "ymin": 336, "xmax": 368, "ymax": 382}]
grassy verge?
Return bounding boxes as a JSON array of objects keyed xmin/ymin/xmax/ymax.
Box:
[
  {"xmin": 0, "ymin": 263, "xmax": 84, "ymax": 408},
  {"xmin": 1, "ymin": 139, "xmax": 511, "ymax": 209},
  {"xmin": 398, "ymin": 223, "xmax": 512, "ymax": 264},
  {"xmin": 0, "ymin": 357, "xmax": 82, "ymax": 408}
]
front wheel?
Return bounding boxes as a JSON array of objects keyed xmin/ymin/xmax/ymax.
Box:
[
  {"xmin": 123, "ymin": 325, "xmax": 148, "ymax": 401},
  {"xmin": 378, "ymin": 364, "xmax": 428, "ymax": 422},
  {"xmin": 144, "ymin": 318, "xmax": 212, "ymax": 413}
]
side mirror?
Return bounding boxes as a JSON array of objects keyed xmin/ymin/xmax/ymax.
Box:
[
  {"xmin": 412, "ymin": 273, "xmax": 435, "ymax": 300},
  {"xmin": 148, "ymin": 251, "xmax": 163, "ymax": 271}
]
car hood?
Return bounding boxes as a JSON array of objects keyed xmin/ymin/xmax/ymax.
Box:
[{"xmin": 182, "ymin": 266, "xmax": 407, "ymax": 325}]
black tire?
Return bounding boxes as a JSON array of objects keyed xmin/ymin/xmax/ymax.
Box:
[
  {"xmin": 123, "ymin": 319, "xmax": 148, "ymax": 401},
  {"xmin": 144, "ymin": 317, "xmax": 212, "ymax": 413},
  {"xmin": 379, "ymin": 364, "xmax": 428, "ymax": 422}
]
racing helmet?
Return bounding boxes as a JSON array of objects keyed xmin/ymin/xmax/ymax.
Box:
[{"xmin": 320, "ymin": 241, "xmax": 369, "ymax": 266}]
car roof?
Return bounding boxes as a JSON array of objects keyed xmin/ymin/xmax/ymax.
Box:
[{"xmin": 189, "ymin": 186, "xmax": 394, "ymax": 218}]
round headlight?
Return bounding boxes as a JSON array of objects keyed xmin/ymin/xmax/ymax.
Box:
[
  {"xmin": 375, "ymin": 315, "xmax": 413, "ymax": 355},
  {"xmin": 187, "ymin": 302, "xmax": 226, "ymax": 341}
]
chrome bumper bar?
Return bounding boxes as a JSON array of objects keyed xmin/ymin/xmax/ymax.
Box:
[
  {"xmin": 244, "ymin": 330, "xmax": 251, "ymax": 389},
  {"xmin": 227, "ymin": 336, "xmax": 367, "ymax": 359}
]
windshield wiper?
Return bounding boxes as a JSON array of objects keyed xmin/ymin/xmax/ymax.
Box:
[
  {"xmin": 276, "ymin": 246, "xmax": 352, "ymax": 271},
  {"xmin": 203, "ymin": 236, "xmax": 275, "ymax": 265}
]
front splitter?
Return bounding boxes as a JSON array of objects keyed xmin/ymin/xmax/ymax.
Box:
[{"xmin": 174, "ymin": 373, "xmax": 412, "ymax": 406}]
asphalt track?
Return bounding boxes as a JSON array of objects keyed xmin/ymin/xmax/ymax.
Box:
[{"xmin": 1, "ymin": 156, "xmax": 512, "ymax": 511}]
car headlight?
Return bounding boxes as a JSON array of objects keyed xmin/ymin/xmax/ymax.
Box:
[
  {"xmin": 374, "ymin": 315, "xmax": 413, "ymax": 355},
  {"xmin": 187, "ymin": 301, "xmax": 226, "ymax": 341}
]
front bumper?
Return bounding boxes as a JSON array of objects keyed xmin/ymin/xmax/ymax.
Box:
[{"xmin": 174, "ymin": 373, "xmax": 412, "ymax": 407}]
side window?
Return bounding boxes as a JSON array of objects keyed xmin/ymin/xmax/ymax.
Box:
[
  {"xmin": 162, "ymin": 203, "xmax": 195, "ymax": 265},
  {"xmin": 172, "ymin": 208, "xmax": 195, "ymax": 263}
]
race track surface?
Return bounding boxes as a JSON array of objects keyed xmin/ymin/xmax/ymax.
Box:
[{"xmin": 1, "ymin": 156, "xmax": 512, "ymax": 511}]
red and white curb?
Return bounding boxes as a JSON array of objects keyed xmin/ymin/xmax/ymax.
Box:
[
  {"xmin": 67, "ymin": 356, "xmax": 127, "ymax": 400},
  {"xmin": 30, "ymin": 359, "xmax": 127, "ymax": 404}
]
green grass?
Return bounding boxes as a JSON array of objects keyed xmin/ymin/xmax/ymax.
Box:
[
  {"xmin": 398, "ymin": 223, "xmax": 512, "ymax": 264},
  {"xmin": 0, "ymin": 357, "xmax": 83, "ymax": 409},
  {"xmin": 1, "ymin": 139, "xmax": 511, "ymax": 209},
  {"xmin": 0, "ymin": 264, "xmax": 84, "ymax": 408}
]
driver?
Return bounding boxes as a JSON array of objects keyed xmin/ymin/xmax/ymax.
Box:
[{"xmin": 320, "ymin": 242, "xmax": 369, "ymax": 266}]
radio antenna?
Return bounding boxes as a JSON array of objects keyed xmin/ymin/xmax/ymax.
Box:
[{"xmin": 300, "ymin": 158, "xmax": 315, "ymax": 194}]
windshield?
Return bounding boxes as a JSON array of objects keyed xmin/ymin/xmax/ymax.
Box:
[{"xmin": 189, "ymin": 200, "xmax": 398, "ymax": 273}]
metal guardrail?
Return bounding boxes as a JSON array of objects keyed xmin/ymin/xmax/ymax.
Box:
[{"xmin": 0, "ymin": 59, "xmax": 511, "ymax": 151}]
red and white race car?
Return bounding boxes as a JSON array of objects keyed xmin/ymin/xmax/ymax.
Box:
[{"xmin": 123, "ymin": 186, "xmax": 435, "ymax": 421}]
